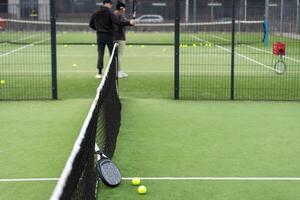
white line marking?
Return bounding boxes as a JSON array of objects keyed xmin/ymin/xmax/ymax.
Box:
[
  {"xmin": 2, "ymin": 70, "xmax": 299, "ymax": 75},
  {"xmin": 122, "ymin": 177, "xmax": 300, "ymax": 181},
  {"xmin": 1, "ymin": 177, "xmax": 300, "ymax": 183},
  {"xmin": 0, "ymin": 38, "xmax": 50, "ymax": 57},
  {"xmin": 245, "ymin": 45, "xmax": 300, "ymax": 63},
  {"xmin": 0, "ymin": 178, "xmax": 59, "ymax": 182},
  {"xmin": 192, "ymin": 35, "xmax": 275, "ymax": 72},
  {"xmin": 56, "ymin": 54, "xmax": 172, "ymax": 58},
  {"xmin": 211, "ymin": 34, "xmax": 300, "ymax": 64},
  {"xmin": 0, "ymin": 70, "xmax": 172, "ymax": 74}
]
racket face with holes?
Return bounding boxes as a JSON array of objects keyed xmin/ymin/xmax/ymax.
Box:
[
  {"xmin": 96, "ymin": 158, "xmax": 122, "ymax": 187},
  {"xmin": 274, "ymin": 61, "xmax": 286, "ymax": 75}
]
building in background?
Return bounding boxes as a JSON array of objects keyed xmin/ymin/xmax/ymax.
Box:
[
  {"xmin": 0, "ymin": 0, "xmax": 49, "ymax": 20},
  {"xmin": 0, "ymin": 0, "xmax": 298, "ymax": 32}
]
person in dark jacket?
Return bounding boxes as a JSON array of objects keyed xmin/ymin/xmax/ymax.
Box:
[
  {"xmin": 89, "ymin": 0, "xmax": 135, "ymax": 79},
  {"xmin": 114, "ymin": 1, "xmax": 133, "ymax": 78}
]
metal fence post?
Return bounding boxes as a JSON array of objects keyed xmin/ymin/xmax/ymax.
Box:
[
  {"xmin": 297, "ymin": 0, "xmax": 300, "ymax": 33},
  {"xmin": 174, "ymin": 0, "xmax": 180, "ymax": 100},
  {"xmin": 50, "ymin": 0, "xmax": 58, "ymax": 99},
  {"xmin": 230, "ymin": 0, "xmax": 236, "ymax": 100}
]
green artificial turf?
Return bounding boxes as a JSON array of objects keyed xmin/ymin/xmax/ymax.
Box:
[
  {"xmin": 99, "ymin": 98, "xmax": 300, "ymax": 200},
  {"xmin": 0, "ymin": 99, "xmax": 92, "ymax": 200},
  {"xmin": 1, "ymin": 42, "xmax": 300, "ymax": 200}
]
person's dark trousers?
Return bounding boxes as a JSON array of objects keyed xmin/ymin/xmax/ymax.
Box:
[{"xmin": 97, "ymin": 32, "xmax": 114, "ymax": 74}]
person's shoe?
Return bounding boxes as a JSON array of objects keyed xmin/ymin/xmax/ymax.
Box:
[
  {"xmin": 118, "ymin": 71, "xmax": 124, "ymax": 78},
  {"xmin": 122, "ymin": 71, "xmax": 128, "ymax": 77},
  {"xmin": 118, "ymin": 70, "xmax": 128, "ymax": 78},
  {"xmin": 95, "ymin": 74, "xmax": 102, "ymax": 79}
]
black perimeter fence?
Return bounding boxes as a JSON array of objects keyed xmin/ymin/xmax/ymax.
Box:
[
  {"xmin": 50, "ymin": 44, "xmax": 121, "ymax": 200},
  {"xmin": 0, "ymin": 0, "xmax": 57, "ymax": 100},
  {"xmin": 1, "ymin": 0, "xmax": 299, "ymax": 101},
  {"xmin": 175, "ymin": 0, "xmax": 300, "ymax": 101}
]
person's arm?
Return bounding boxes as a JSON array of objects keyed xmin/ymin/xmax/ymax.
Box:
[
  {"xmin": 119, "ymin": 15, "xmax": 134, "ymax": 27},
  {"xmin": 89, "ymin": 14, "xmax": 96, "ymax": 30},
  {"xmin": 110, "ymin": 10, "xmax": 134, "ymax": 26}
]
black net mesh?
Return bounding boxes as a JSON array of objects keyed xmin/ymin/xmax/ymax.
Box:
[
  {"xmin": 177, "ymin": 1, "xmax": 300, "ymax": 101},
  {"xmin": 0, "ymin": 2, "xmax": 54, "ymax": 100},
  {"xmin": 50, "ymin": 44, "xmax": 121, "ymax": 200}
]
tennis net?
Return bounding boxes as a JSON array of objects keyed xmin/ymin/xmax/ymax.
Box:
[
  {"xmin": 180, "ymin": 20, "xmax": 264, "ymax": 46},
  {"xmin": 53, "ymin": 20, "xmax": 263, "ymax": 45},
  {"xmin": 50, "ymin": 43, "xmax": 121, "ymax": 200}
]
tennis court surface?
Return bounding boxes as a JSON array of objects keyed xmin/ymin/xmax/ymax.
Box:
[
  {"xmin": 1, "ymin": 43, "xmax": 300, "ymax": 199},
  {"xmin": 1, "ymin": 0, "xmax": 300, "ymax": 199}
]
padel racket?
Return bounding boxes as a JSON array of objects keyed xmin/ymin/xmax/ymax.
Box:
[
  {"xmin": 95, "ymin": 149, "xmax": 122, "ymax": 187},
  {"xmin": 132, "ymin": 0, "xmax": 137, "ymax": 19},
  {"xmin": 274, "ymin": 56, "xmax": 286, "ymax": 75}
]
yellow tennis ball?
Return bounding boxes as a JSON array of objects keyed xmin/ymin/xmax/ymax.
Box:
[
  {"xmin": 72, "ymin": 64, "xmax": 77, "ymax": 67},
  {"xmin": 141, "ymin": 45, "xmax": 145, "ymax": 48},
  {"xmin": 137, "ymin": 185, "xmax": 147, "ymax": 194},
  {"xmin": 162, "ymin": 48, "xmax": 166, "ymax": 52},
  {"xmin": 92, "ymin": 44, "xmax": 96, "ymax": 47},
  {"xmin": 129, "ymin": 45, "xmax": 133, "ymax": 48},
  {"xmin": 64, "ymin": 45, "xmax": 68, "ymax": 48},
  {"xmin": 131, "ymin": 177, "xmax": 141, "ymax": 186},
  {"xmin": 0, "ymin": 80, "xmax": 5, "ymax": 84}
]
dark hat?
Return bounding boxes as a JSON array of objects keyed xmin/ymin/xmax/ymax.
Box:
[
  {"xmin": 116, "ymin": 1, "xmax": 126, "ymax": 10},
  {"xmin": 103, "ymin": 0, "xmax": 112, "ymax": 4}
]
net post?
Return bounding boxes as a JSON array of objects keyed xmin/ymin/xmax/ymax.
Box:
[
  {"xmin": 296, "ymin": 0, "xmax": 300, "ymax": 33},
  {"xmin": 50, "ymin": 0, "xmax": 58, "ymax": 100},
  {"xmin": 174, "ymin": 0, "xmax": 180, "ymax": 100},
  {"xmin": 265, "ymin": 0, "xmax": 269, "ymax": 47},
  {"xmin": 230, "ymin": 0, "xmax": 236, "ymax": 100},
  {"xmin": 113, "ymin": 42, "xmax": 119, "ymax": 89},
  {"xmin": 279, "ymin": 0, "xmax": 284, "ymax": 37}
]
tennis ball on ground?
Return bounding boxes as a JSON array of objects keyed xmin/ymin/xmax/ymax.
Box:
[
  {"xmin": 162, "ymin": 48, "xmax": 166, "ymax": 52},
  {"xmin": 131, "ymin": 177, "xmax": 141, "ymax": 186},
  {"xmin": 64, "ymin": 44, "xmax": 68, "ymax": 48},
  {"xmin": 72, "ymin": 64, "xmax": 77, "ymax": 67},
  {"xmin": 92, "ymin": 44, "xmax": 96, "ymax": 47},
  {"xmin": 0, "ymin": 80, "xmax": 5, "ymax": 84},
  {"xmin": 137, "ymin": 185, "xmax": 147, "ymax": 194},
  {"xmin": 141, "ymin": 45, "xmax": 145, "ymax": 48},
  {"xmin": 129, "ymin": 45, "xmax": 133, "ymax": 48},
  {"xmin": 193, "ymin": 43, "xmax": 197, "ymax": 47}
]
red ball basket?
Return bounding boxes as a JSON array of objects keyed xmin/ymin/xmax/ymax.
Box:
[
  {"xmin": 0, "ymin": 17, "xmax": 6, "ymax": 30},
  {"xmin": 273, "ymin": 42, "xmax": 286, "ymax": 56}
]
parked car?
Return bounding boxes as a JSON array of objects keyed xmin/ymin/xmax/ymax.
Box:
[{"xmin": 136, "ymin": 15, "xmax": 164, "ymax": 23}]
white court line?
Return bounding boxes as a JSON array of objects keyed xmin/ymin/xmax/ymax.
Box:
[
  {"xmin": 192, "ymin": 35, "xmax": 275, "ymax": 72},
  {"xmin": 1, "ymin": 177, "xmax": 300, "ymax": 182},
  {"xmin": 211, "ymin": 35, "xmax": 300, "ymax": 64},
  {"xmin": 0, "ymin": 178, "xmax": 59, "ymax": 182},
  {"xmin": 0, "ymin": 38, "xmax": 50, "ymax": 57},
  {"xmin": 0, "ymin": 70, "xmax": 173, "ymax": 74},
  {"xmin": 123, "ymin": 177, "xmax": 300, "ymax": 181},
  {"xmin": 245, "ymin": 45, "xmax": 300, "ymax": 64},
  {"xmin": 57, "ymin": 54, "xmax": 172, "ymax": 58},
  {"xmin": 2, "ymin": 70, "xmax": 300, "ymax": 75}
]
